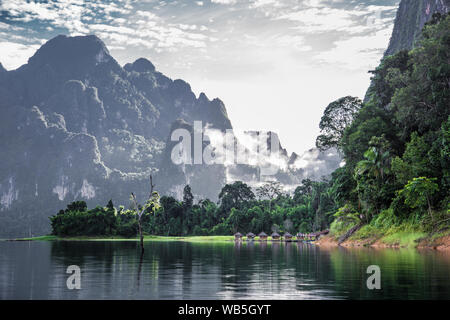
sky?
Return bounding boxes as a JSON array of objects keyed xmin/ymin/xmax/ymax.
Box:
[{"xmin": 0, "ymin": 0, "xmax": 400, "ymax": 155}]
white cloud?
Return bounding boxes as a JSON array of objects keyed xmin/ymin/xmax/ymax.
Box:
[
  {"xmin": 211, "ymin": 0, "xmax": 238, "ymax": 4},
  {"xmin": 0, "ymin": 41, "xmax": 40, "ymax": 70},
  {"xmin": 315, "ymin": 27, "xmax": 394, "ymax": 70},
  {"xmin": 250, "ymin": 0, "xmax": 282, "ymax": 8},
  {"xmin": 0, "ymin": 0, "xmax": 91, "ymax": 34}
]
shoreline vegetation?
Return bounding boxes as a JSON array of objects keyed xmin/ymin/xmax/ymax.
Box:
[
  {"xmin": 8, "ymin": 235, "xmax": 235, "ymax": 242},
  {"xmin": 8, "ymin": 229, "xmax": 450, "ymax": 251},
  {"xmin": 8, "ymin": 234, "xmax": 316, "ymax": 243}
]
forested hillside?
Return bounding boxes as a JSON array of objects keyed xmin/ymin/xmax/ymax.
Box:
[{"xmin": 322, "ymin": 13, "xmax": 450, "ymax": 241}]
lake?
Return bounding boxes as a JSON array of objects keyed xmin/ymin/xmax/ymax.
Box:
[{"xmin": 1, "ymin": 240, "xmax": 449, "ymax": 300}]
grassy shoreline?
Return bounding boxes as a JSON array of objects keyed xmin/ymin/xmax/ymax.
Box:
[
  {"xmin": 7, "ymin": 235, "xmax": 295, "ymax": 242},
  {"xmin": 7, "ymin": 235, "xmax": 235, "ymax": 242},
  {"xmin": 7, "ymin": 235, "xmax": 320, "ymax": 243},
  {"xmin": 8, "ymin": 230, "xmax": 449, "ymax": 250}
]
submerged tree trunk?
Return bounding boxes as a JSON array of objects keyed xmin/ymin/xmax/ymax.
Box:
[
  {"xmin": 136, "ymin": 248, "xmax": 144, "ymax": 289},
  {"xmin": 338, "ymin": 223, "xmax": 364, "ymax": 245},
  {"xmin": 132, "ymin": 175, "xmax": 156, "ymax": 254},
  {"xmin": 138, "ymin": 218, "xmax": 144, "ymax": 253}
]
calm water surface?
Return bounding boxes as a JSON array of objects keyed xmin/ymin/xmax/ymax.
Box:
[{"xmin": 0, "ymin": 240, "xmax": 449, "ymax": 299}]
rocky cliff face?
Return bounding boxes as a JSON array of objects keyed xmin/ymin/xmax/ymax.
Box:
[{"xmin": 385, "ymin": 0, "xmax": 450, "ymax": 56}]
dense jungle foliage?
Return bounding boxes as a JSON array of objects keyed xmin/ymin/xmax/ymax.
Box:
[{"xmin": 50, "ymin": 179, "xmax": 335, "ymax": 237}]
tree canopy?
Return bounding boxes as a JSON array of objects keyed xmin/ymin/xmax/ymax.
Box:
[{"xmin": 316, "ymin": 96, "xmax": 362, "ymax": 151}]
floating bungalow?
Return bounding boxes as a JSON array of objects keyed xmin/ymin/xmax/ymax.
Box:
[
  {"xmin": 234, "ymin": 230, "xmax": 329, "ymax": 242},
  {"xmin": 307, "ymin": 233, "xmax": 317, "ymax": 241},
  {"xmin": 283, "ymin": 232, "xmax": 293, "ymax": 241},
  {"xmin": 271, "ymin": 232, "xmax": 281, "ymax": 240},
  {"xmin": 246, "ymin": 232, "xmax": 256, "ymax": 240},
  {"xmin": 258, "ymin": 232, "xmax": 268, "ymax": 241}
]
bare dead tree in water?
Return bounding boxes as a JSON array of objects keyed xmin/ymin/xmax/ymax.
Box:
[
  {"xmin": 130, "ymin": 174, "xmax": 160, "ymax": 253},
  {"xmin": 136, "ymin": 248, "xmax": 144, "ymax": 288}
]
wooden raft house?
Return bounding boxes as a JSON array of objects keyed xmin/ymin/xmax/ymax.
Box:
[
  {"xmin": 246, "ymin": 232, "xmax": 256, "ymax": 240},
  {"xmin": 271, "ymin": 232, "xmax": 281, "ymax": 240},
  {"xmin": 233, "ymin": 229, "xmax": 329, "ymax": 242},
  {"xmin": 234, "ymin": 232, "xmax": 243, "ymax": 240},
  {"xmin": 258, "ymin": 232, "xmax": 268, "ymax": 241},
  {"xmin": 283, "ymin": 232, "xmax": 293, "ymax": 241}
]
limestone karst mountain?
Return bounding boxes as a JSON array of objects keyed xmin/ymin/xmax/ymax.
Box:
[
  {"xmin": 385, "ymin": 0, "xmax": 450, "ymax": 56},
  {"xmin": 0, "ymin": 35, "xmax": 234, "ymax": 237}
]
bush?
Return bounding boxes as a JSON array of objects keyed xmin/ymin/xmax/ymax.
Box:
[
  {"xmin": 117, "ymin": 219, "xmax": 138, "ymax": 238},
  {"xmin": 50, "ymin": 201, "xmax": 118, "ymax": 236},
  {"xmin": 192, "ymin": 225, "xmax": 208, "ymax": 236},
  {"xmin": 210, "ymin": 222, "xmax": 231, "ymax": 235},
  {"xmin": 330, "ymin": 219, "xmax": 357, "ymax": 237},
  {"xmin": 371, "ymin": 208, "xmax": 399, "ymax": 229}
]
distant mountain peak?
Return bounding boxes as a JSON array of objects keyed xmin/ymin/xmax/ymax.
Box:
[
  {"xmin": 198, "ymin": 92, "xmax": 209, "ymax": 102},
  {"xmin": 124, "ymin": 57, "xmax": 156, "ymax": 73},
  {"xmin": 27, "ymin": 34, "xmax": 112, "ymax": 70},
  {"xmin": 288, "ymin": 152, "xmax": 299, "ymax": 165}
]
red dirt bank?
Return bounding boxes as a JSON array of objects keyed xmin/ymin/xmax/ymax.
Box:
[{"xmin": 315, "ymin": 234, "xmax": 450, "ymax": 251}]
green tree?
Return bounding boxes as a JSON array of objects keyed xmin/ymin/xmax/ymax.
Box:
[
  {"xmin": 391, "ymin": 132, "xmax": 433, "ymax": 185},
  {"xmin": 293, "ymin": 179, "xmax": 313, "ymax": 201},
  {"xmin": 316, "ymin": 96, "xmax": 362, "ymax": 151},
  {"xmin": 392, "ymin": 14, "xmax": 450, "ymax": 140},
  {"xmin": 354, "ymin": 136, "xmax": 393, "ymax": 220},
  {"xmin": 183, "ymin": 185, "xmax": 194, "ymax": 208},
  {"xmin": 181, "ymin": 185, "xmax": 194, "ymax": 234},
  {"xmin": 218, "ymin": 181, "xmax": 255, "ymax": 221},
  {"xmin": 399, "ymin": 177, "xmax": 439, "ymax": 221},
  {"xmin": 256, "ymin": 181, "xmax": 283, "ymax": 212},
  {"xmin": 66, "ymin": 201, "xmax": 87, "ymax": 212}
]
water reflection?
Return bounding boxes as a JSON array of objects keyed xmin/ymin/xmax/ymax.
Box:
[{"xmin": 0, "ymin": 241, "xmax": 449, "ymax": 299}]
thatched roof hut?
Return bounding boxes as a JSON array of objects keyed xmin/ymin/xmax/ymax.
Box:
[
  {"xmin": 271, "ymin": 232, "xmax": 280, "ymax": 240},
  {"xmin": 284, "ymin": 232, "xmax": 293, "ymax": 240},
  {"xmin": 307, "ymin": 233, "xmax": 318, "ymax": 240},
  {"xmin": 234, "ymin": 232, "xmax": 243, "ymax": 239},
  {"xmin": 258, "ymin": 232, "xmax": 268, "ymax": 240},
  {"xmin": 246, "ymin": 232, "xmax": 256, "ymax": 239}
]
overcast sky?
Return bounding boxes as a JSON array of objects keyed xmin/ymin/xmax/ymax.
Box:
[{"xmin": 0, "ymin": 0, "xmax": 400, "ymax": 155}]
